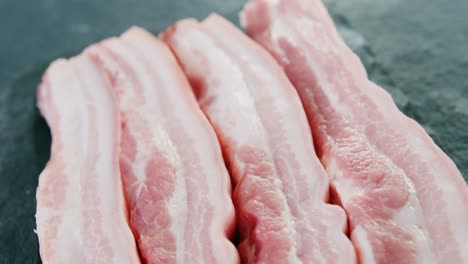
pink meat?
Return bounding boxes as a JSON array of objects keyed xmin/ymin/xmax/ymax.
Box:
[
  {"xmin": 163, "ymin": 15, "xmax": 356, "ymax": 264},
  {"xmin": 35, "ymin": 55, "xmax": 140, "ymax": 263},
  {"xmin": 86, "ymin": 27, "xmax": 239, "ymax": 264},
  {"xmin": 241, "ymin": 0, "xmax": 468, "ymax": 263}
]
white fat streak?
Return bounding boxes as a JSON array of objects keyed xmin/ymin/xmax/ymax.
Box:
[
  {"xmin": 293, "ymin": 17, "xmax": 332, "ymax": 54},
  {"xmin": 127, "ymin": 38, "xmax": 189, "ymax": 264},
  {"xmin": 172, "ymin": 29, "xmax": 264, "ymax": 150},
  {"xmin": 95, "ymin": 40, "xmax": 148, "ymax": 195},
  {"xmin": 104, "ymin": 37, "xmax": 188, "ymax": 262},
  {"xmin": 144, "ymin": 32, "xmax": 221, "ymax": 263},
  {"xmin": 392, "ymin": 192, "xmax": 437, "ymax": 264},
  {"xmin": 40, "ymin": 60, "xmax": 86, "ymax": 262},
  {"xmin": 275, "ymin": 12, "xmax": 363, "ymax": 129},
  {"xmin": 352, "ymin": 227, "xmax": 376, "ymax": 264},
  {"xmin": 172, "ymin": 27, "xmax": 300, "ymax": 262},
  {"xmin": 404, "ymin": 129, "xmax": 468, "ymax": 260},
  {"xmin": 77, "ymin": 55, "xmax": 138, "ymax": 263},
  {"xmin": 266, "ymin": 0, "xmax": 280, "ymax": 5},
  {"xmin": 285, "ymin": 14, "xmax": 357, "ymax": 122},
  {"xmin": 270, "ymin": 15, "xmax": 354, "ymax": 144},
  {"xmin": 270, "ymin": 19, "xmax": 291, "ymax": 65},
  {"xmin": 173, "ymin": 30, "xmax": 241, "ymax": 263},
  {"xmin": 241, "ymin": 28, "xmax": 326, "ymax": 201}
]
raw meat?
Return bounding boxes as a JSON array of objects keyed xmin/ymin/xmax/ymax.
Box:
[
  {"xmin": 35, "ymin": 55, "xmax": 140, "ymax": 263},
  {"xmin": 86, "ymin": 27, "xmax": 239, "ymax": 264},
  {"xmin": 242, "ymin": 0, "xmax": 468, "ymax": 263},
  {"xmin": 163, "ymin": 15, "xmax": 356, "ymax": 264}
]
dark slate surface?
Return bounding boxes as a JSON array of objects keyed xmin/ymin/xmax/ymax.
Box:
[{"xmin": 0, "ymin": 0, "xmax": 466, "ymax": 262}]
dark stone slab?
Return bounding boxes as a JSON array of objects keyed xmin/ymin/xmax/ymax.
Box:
[
  {"xmin": 0, "ymin": 0, "xmax": 466, "ymax": 262},
  {"xmin": 326, "ymin": 0, "xmax": 468, "ymax": 179}
]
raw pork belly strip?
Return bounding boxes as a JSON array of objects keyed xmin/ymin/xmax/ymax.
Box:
[
  {"xmin": 86, "ymin": 27, "xmax": 239, "ymax": 264},
  {"xmin": 242, "ymin": 0, "xmax": 468, "ymax": 263},
  {"xmin": 164, "ymin": 15, "xmax": 356, "ymax": 264},
  {"xmin": 35, "ymin": 55, "xmax": 140, "ymax": 263}
]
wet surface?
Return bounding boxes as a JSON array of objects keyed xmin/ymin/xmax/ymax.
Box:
[{"xmin": 0, "ymin": 0, "xmax": 467, "ymax": 262}]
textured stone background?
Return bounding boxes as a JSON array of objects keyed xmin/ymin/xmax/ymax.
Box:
[{"xmin": 0, "ymin": 0, "xmax": 466, "ymax": 262}]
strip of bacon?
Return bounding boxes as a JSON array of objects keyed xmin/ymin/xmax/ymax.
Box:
[
  {"xmin": 86, "ymin": 27, "xmax": 239, "ymax": 264},
  {"xmin": 241, "ymin": 0, "xmax": 468, "ymax": 263},
  {"xmin": 35, "ymin": 54, "xmax": 140, "ymax": 263},
  {"xmin": 163, "ymin": 15, "xmax": 356, "ymax": 264}
]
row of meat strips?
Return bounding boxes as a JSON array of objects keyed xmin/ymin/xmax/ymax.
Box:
[{"xmin": 35, "ymin": 0, "xmax": 468, "ymax": 263}]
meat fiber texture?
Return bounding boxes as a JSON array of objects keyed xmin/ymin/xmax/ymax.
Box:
[
  {"xmin": 35, "ymin": 27, "xmax": 239, "ymax": 264},
  {"xmin": 241, "ymin": 0, "xmax": 468, "ymax": 263},
  {"xmin": 163, "ymin": 14, "xmax": 356, "ymax": 264}
]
